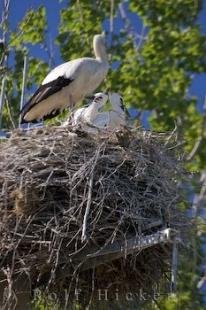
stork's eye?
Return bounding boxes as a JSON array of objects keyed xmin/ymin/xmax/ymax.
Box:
[{"xmin": 94, "ymin": 95, "xmax": 103, "ymax": 102}]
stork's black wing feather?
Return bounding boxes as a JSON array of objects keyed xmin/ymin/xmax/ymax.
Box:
[
  {"xmin": 20, "ymin": 76, "xmax": 73, "ymax": 123},
  {"xmin": 120, "ymin": 97, "xmax": 130, "ymax": 117},
  {"xmin": 42, "ymin": 108, "xmax": 63, "ymax": 121}
]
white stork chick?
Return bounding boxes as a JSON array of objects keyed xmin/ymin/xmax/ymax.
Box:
[
  {"xmin": 87, "ymin": 92, "xmax": 128, "ymax": 131},
  {"xmin": 66, "ymin": 92, "xmax": 129, "ymax": 134},
  {"xmin": 61, "ymin": 92, "xmax": 109, "ymax": 128},
  {"xmin": 20, "ymin": 34, "xmax": 109, "ymax": 123},
  {"xmin": 107, "ymin": 92, "xmax": 128, "ymax": 129}
]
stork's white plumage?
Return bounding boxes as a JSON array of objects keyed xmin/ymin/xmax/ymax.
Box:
[
  {"xmin": 20, "ymin": 34, "xmax": 109, "ymax": 123},
  {"xmin": 62, "ymin": 92, "xmax": 108, "ymax": 129},
  {"xmin": 65, "ymin": 92, "xmax": 129, "ymax": 133},
  {"xmin": 82, "ymin": 92, "xmax": 109, "ymax": 128},
  {"xmin": 106, "ymin": 92, "xmax": 129, "ymax": 129}
]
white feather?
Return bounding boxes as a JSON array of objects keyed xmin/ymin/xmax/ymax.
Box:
[
  {"xmin": 22, "ymin": 34, "xmax": 109, "ymax": 123},
  {"xmin": 66, "ymin": 92, "xmax": 129, "ymax": 133}
]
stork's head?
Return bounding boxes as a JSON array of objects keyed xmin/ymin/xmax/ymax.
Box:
[
  {"xmin": 93, "ymin": 34, "xmax": 107, "ymax": 62},
  {"xmin": 92, "ymin": 92, "xmax": 108, "ymax": 106},
  {"xmin": 109, "ymin": 93, "xmax": 124, "ymax": 110},
  {"xmin": 93, "ymin": 34, "xmax": 105, "ymax": 47},
  {"xmin": 83, "ymin": 92, "xmax": 108, "ymax": 121}
]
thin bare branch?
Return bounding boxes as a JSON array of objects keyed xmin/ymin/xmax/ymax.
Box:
[{"xmin": 19, "ymin": 54, "xmax": 28, "ymax": 126}]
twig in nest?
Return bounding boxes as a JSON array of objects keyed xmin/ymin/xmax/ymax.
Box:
[{"xmin": 81, "ymin": 170, "xmax": 94, "ymax": 242}]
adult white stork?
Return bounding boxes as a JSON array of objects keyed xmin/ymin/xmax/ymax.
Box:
[
  {"xmin": 20, "ymin": 34, "xmax": 109, "ymax": 123},
  {"xmin": 64, "ymin": 92, "xmax": 129, "ymax": 133}
]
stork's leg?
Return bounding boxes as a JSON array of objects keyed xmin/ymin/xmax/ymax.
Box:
[
  {"xmin": 66, "ymin": 94, "xmax": 77, "ymax": 122},
  {"xmin": 69, "ymin": 94, "xmax": 75, "ymax": 109}
]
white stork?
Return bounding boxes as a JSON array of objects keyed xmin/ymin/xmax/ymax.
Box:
[
  {"xmin": 64, "ymin": 92, "xmax": 129, "ymax": 133},
  {"xmin": 20, "ymin": 34, "xmax": 109, "ymax": 123}
]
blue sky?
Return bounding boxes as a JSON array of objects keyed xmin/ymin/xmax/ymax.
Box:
[
  {"xmin": 1, "ymin": 0, "xmax": 206, "ymax": 112},
  {"xmin": 8, "ymin": 0, "xmax": 65, "ymax": 64},
  {"xmin": 190, "ymin": 0, "xmax": 206, "ymax": 110}
]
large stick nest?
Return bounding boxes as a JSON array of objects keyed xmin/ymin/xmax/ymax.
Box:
[{"xmin": 0, "ymin": 126, "xmax": 184, "ymax": 306}]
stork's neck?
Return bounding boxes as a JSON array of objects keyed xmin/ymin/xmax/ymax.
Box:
[
  {"xmin": 83, "ymin": 102, "xmax": 100, "ymax": 123},
  {"xmin": 93, "ymin": 41, "xmax": 108, "ymax": 63}
]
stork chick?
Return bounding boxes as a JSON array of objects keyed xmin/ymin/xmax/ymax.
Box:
[{"xmin": 65, "ymin": 92, "xmax": 129, "ymax": 134}]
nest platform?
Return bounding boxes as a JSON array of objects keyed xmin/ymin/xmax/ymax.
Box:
[{"xmin": 0, "ymin": 126, "xmax": 184, "ymax": 307}]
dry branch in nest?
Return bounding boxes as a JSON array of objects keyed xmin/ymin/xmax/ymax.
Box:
[{"xmin": 0, "ymin": 125, "xmax": 185, "ymax": 307}]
